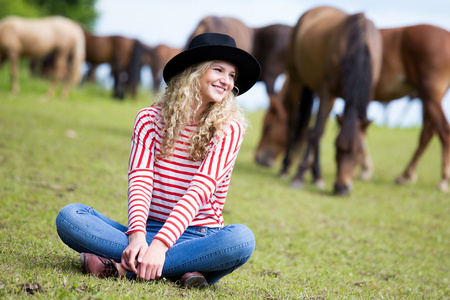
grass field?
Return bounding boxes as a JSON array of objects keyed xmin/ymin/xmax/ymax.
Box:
[{"xmin": 0, "ymin": 68, "xmax": 449, "ymax": 299}]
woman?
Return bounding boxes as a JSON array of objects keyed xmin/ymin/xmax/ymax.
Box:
[{"xmin": 56, "ymin": 33, "xmax": 261, "ymax": 288}]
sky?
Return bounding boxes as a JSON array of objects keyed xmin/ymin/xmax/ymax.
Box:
[{"xmin": 93, "ymin": 0, "xmax": 450, "ymax": 127}]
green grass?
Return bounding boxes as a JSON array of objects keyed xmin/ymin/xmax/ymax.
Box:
[{"xmin": 0, "ymin": 65, "xmax": 449, "ymax": 299}]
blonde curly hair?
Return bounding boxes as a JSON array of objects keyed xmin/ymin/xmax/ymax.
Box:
[{"xmin": 156, "ymin": 61, "xmax": 248, "ymax": 161}]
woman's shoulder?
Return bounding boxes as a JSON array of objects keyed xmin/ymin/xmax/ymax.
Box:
[
  {"xmin": 223, "ymin": 119, "xmax": 245, "ymax": 133},
  {"xmin": 135, "ymin": 106, "xmax": 162, "ymax": 123},
  {"xmin": 219, "ymin": 119, "xmax": 245, "ymax": 140}
]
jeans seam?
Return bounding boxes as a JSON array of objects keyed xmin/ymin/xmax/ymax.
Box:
[{"xmin": 58, "ymin": 214, "xmax": 128, "ymax": 252}]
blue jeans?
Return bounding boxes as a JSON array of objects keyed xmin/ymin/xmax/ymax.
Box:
[{"xmin": 55, "ymin": 203, "xmax": 255, "ymax": 285}]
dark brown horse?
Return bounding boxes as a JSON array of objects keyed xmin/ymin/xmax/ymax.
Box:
[
  {"xmin": 83, "ymin": 30, "xmax": 139, "ymax": 99},
  {"xmin": 0, "ymin": 16, "xmax": 85, "ymax": 99},
  {"xmin": 255, "ymin": 6, "xmax": 383, "ymax": 195},
  {"xmin": 186, "ymin": 16, "xmax": 292, "ymax": 95},
  {"xmin": 256, "ymin": 22, "xmax": 450, "ymax": 193}
]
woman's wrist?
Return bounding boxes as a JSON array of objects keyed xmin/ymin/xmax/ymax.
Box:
[
  {"xmin": 150, "ymin": 238, "xmax": 169, "ymax": 252},
  {"xmin": 128, "ymin": 231, "xmax": 146, "ymax": 243}
]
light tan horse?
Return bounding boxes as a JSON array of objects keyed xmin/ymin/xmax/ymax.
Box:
[{"xmin": 0, "ymin": 16, "xmax": 85, "ymax": 99}]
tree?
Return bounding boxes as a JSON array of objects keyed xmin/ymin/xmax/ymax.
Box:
[
  {"xmin": 0, "ymin": 0, "xmax": 42, "ymax": 19},
  {"xmin": 0, "ymin": 0, "xmax": 98, "ymax": 30}
]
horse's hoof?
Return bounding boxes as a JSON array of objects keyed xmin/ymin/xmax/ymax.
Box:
[
  {"xmin": 437, "ymin": 181, "xmax": 449, "ymax": 192},
  {"xmin": 278, "ymin": 171, "xmax": 289, "ymax": 179},
  {"xmin": 395, "ymin": 173, "xmax": 417, "ymax": 185},
  {"xmin": 359, "ymin": 170, "xmax": 373, "ymax": 181},
  {"xmin": 290, "ymin": 179, "xmax": 305, "ymax": 189},
  {"xmin": 314, "ymin": 179, "xmax": 326, "ymax": 190},
  {"xmin": 333, "ymin": 183, "xmax": 351, "ymax": 196}
]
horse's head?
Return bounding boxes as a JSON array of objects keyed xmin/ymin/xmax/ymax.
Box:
[
  {"xmin": 255, "ymin": 93, "xmax": 288, "ymax": 167},
  {"xmin": 334, "ymin": 115, "xmax": 371, "ymax": 195}
]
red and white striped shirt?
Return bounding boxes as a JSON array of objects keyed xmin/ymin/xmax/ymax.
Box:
[{"xmin": 126, "ymin": 106, "xmax": 244, "ymax": 248}]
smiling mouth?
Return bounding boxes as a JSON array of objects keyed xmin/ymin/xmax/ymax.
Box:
[{"xmin": 213, "ymin": 85, "xmax": 226, "ymax": 92}]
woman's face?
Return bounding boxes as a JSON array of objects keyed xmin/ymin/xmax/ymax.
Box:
[{"xmin": 199, "ymin": 61, "xmax": 237, "ymax": 106}]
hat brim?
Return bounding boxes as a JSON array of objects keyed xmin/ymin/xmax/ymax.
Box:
[{"xmin": 163, "ymin": 45, "xmax": 261, "ymax": 96}]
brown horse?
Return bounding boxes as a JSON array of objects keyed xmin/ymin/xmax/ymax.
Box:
[
  {"xmin": 256, "ymin": 22, "xmax": 450, "ymax": 193},
  {"xmin": 129, "ymin": 41, "xmax": 181, "ymax": 93},
  {"xmin": 255, "ymin": 6, "xmax": 382, "ymax": 195},
  {"xmin": 83, "ymin": 30, "xmax": 139, "ymax": 99},
  {"xmin": 0, "ymin": 15, "xmax": 85, "ymax": 99},
  {"xmin": 186, "ymin": 16, "xmax": 292, "ymax": 95},
  {"xmin": 373, "ymin": 25, "xmax": 450, "ymax": 191}
]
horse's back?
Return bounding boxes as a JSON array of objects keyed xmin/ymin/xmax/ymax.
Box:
[
  {"xmin": 401, "ymin": 25, "xmax": 450, "ymax": 86},
  {"xmin": 290, "ymin": 6, "xmax": 351, "ymax": 90},
  {"xmin": 0, "ymin": 15, "xmax": 84, "ymax": 58},
  {"xmin": 290, "ymin": 6, "xmax": 381, "ymax": 94},
  {"xmin": 188, "ymin": 16, "xmax": 253, "ymax": 53},
  {"xmin": 111, "ymin": 36, "xmax": 136, "ymax": 66},
  {"xmin": 376, "ymin": 25, "xmax": 450, "ymax": 101},
  {"xmin": 252, "ymin": 24, "xmax": 292, "ymax": 62}
]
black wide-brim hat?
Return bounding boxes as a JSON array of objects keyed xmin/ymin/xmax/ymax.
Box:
[{"xmin": 163, "ymin": 33, "xmax": 261, "ymax": 96}]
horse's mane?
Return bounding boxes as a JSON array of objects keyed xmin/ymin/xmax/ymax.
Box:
[
  {"xmin": 340, "ymin": 12, "xmax": 373, "ymax": 121},
  {"xmin": 337, "ymin": 12, "xmax": 373, "ymax": 151}
]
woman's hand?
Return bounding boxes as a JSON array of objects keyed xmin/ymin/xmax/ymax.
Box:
[
  {"xmin": 136, "ymin": 238, "xmax": 169, "ymax": 280},
  {"xmin": 121, "ymin": 231, "xmax": 148, "ymax": 274}
]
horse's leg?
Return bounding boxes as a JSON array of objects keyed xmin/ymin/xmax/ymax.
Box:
[
  {"xmin": 439, "ymin": 117, "xmax": 450, "ymax": 192},
  {"xmin": 261, "ymin": 73, "xmax": 276, "ymax": 95},
  {"xmin": 87, "ymin": 64, "xmax": 98, "ymax": 83},
  {"xmin": 291, "ymin": 95, "xmax": 335, "ymax": 189},
  {"xmin": 436, "ymin": 114, "xmax": 450, "ymax": 192},
  {"xmin": 421, "ymin": 95, "xmax": 450, "ymax": 191},
  {"xmin": 0, "ymin": 54, "xmax": 8, "ymax": 75},
  {"xmin": 59, "ymin": 55, "xmax": 71, "ymax": 100},
  {"xmin": 397, "ymin": 87, "xmax": 450, "ymax": 192},
  {"xmin": 112, "ymin": 66, "xmax": 127, "ymax": 100},
  {"xmin": 359, "ymin": 138, "xmax": 374, "ymax": 181},
  {"xmin": 279, "ymin": 82, "xmax": 303, "ymax": 177},
  {"xmin": 395, "ymin": 106, "xmax": 435, "ymax": 185},
  {"xmin": 279, "ymin": 132, "xmax": 295, "ymax": 178},
  {"xmin": 9, "ymin": 53, "xmax": 20, "ymax": 96},
  {"xmin": 311, "ymin": 142, "xmax": 327, "ymax": 189},
  {"xmin": 150, "ymin": 62, "xmax": 162, "ymax": 94},
  {"xmin": 44, "ymin": 52, "xmax": 64, "ymax": 99}
]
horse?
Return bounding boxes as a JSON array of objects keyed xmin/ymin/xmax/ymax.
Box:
[
  {"xmin": 128, "ymin": 41, "xmax": 181, "ymax": 94},
  {"xmin": 255, "ymin": 6, "xmax": 383, "ymax": 195},
  {"xmin": 186, "ymin": 16, "xmax": 292, "ymax": 95},
  {"xmin": 255, "ymin": 22, "xmax": 450, "ymax": 193},
  {"xmin": 83, "ymin": 30, "xmax": 139, "ymax": 99},
  {"xmin": 373, "ymin": 25, "xmax": 450, "ymax": 191},
  {"xmin": 0, "ymin": 15, "xmax": 85, "ymax": 99}
]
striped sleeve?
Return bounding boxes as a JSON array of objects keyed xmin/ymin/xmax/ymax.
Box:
[
  {"xmin": 126, "ymin": 108, "xmax": 158, "ymax": 235},
  {"xmin": 154, "ymin": 120, "xmax": 245, "ymax": 248}
]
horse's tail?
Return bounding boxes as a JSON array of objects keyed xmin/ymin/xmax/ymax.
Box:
[
  {"xmin": 127, "ymin": 39, "xmax": 143, "ymax": 98},
  {"xmin": 70, "ymin": 24, "xmax": 86, "ymax": 86},
  {"xmin": 337, "ymin": 13, "xmax": 373, "ymax": 148}
]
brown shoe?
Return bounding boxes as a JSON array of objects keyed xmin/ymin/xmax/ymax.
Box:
[
  {"xmin": 81, "ymin": 253, "xmax": 119, "ymax": 278},
  {"xmin": 180, "ymin": 272, "xmax": 208, "ymax": 288}
]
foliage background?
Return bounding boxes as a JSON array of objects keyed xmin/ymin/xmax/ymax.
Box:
[{"xmin": 0, "ymin": 0, "xmax": 98, "ymax": 30}]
